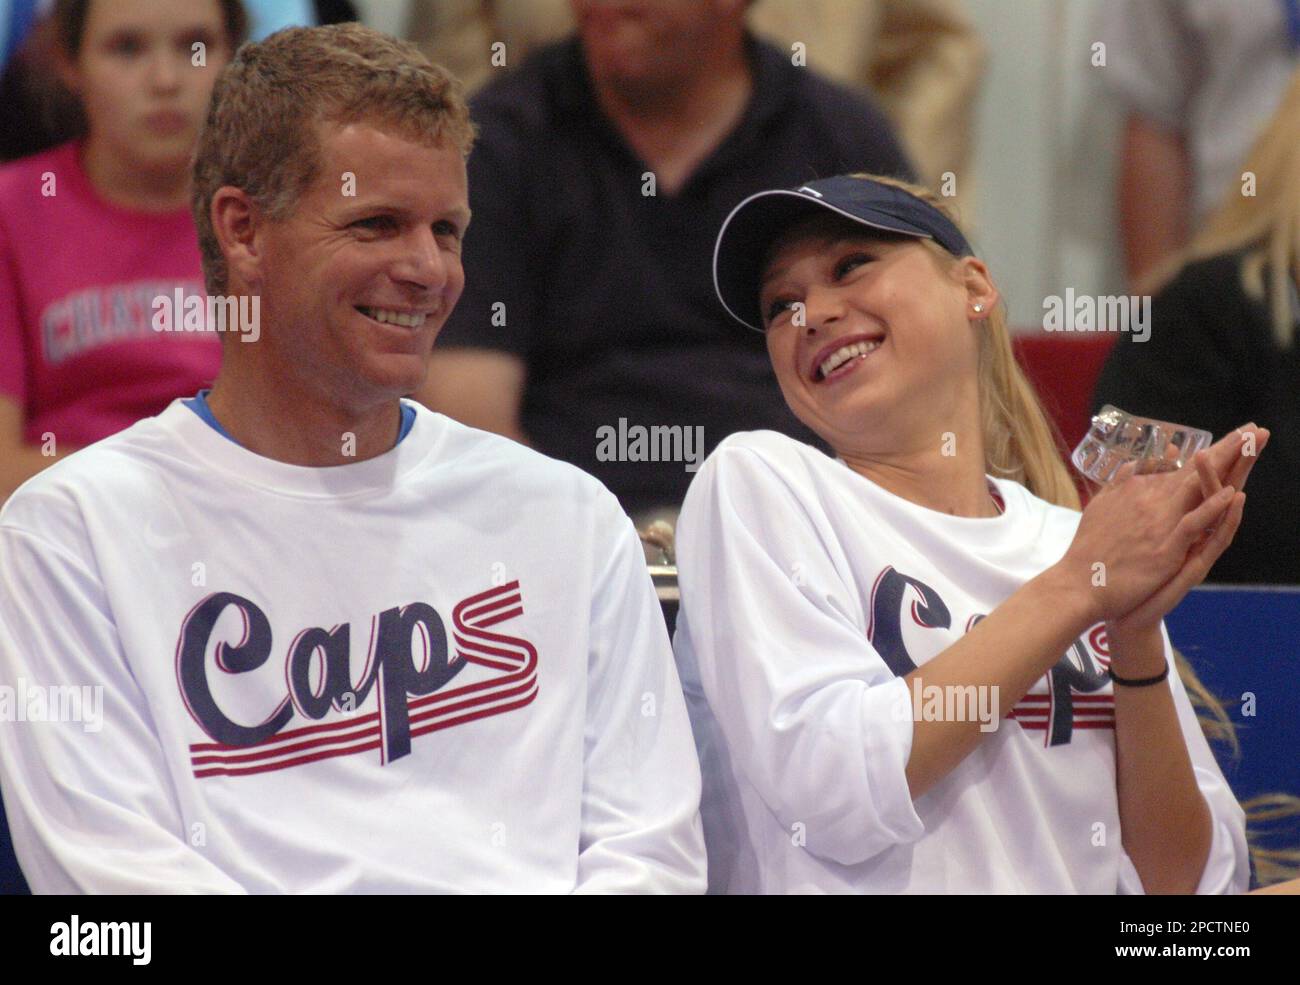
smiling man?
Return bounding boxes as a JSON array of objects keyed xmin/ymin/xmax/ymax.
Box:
[{"xmin": 0, "ymin": 24, "xmax": 705, "ymax": 893}]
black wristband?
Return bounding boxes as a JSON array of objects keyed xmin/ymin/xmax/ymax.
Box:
[{"xmin": 1107, "ymin": 665, "xmax": 1170, "ymax": 688}]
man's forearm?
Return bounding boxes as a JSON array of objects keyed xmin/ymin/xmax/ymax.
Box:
[{"xmin": 1118, "ymin": 115, "xmax": 1191, "ymax": 288}]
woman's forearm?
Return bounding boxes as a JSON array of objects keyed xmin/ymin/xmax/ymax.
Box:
[
  {"xmin": 903, "ymin": 563, "xmax": 1095, "ymax": 798},
  {"xmin": 1110, "ymin": 624, "xmax": 1212, "ymax": 894}
]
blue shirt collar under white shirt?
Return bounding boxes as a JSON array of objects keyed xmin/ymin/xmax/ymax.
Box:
[{"xmin": 183, "ymin": 389, "xmax": 417, "ymax": 448}]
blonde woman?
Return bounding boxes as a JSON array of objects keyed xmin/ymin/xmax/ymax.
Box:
[
  {"xmin": 1094, "ymin": 67, "xmax": 1300, "ymax": 585},
  {"xmin": 673, "ymin": 173, "xmax": 1264, "ymax": 894}
]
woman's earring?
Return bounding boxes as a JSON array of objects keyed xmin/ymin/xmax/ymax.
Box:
[{"xmin": 973, "ymin": 304, "xmax": 984, "ymax": 314}]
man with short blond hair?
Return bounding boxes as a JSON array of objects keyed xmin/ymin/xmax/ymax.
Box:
[{"xmin": 0, "ymin": 24, "xmax": 706, "ymax": 894}]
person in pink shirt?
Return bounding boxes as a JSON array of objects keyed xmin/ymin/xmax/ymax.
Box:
[{"xmin": 0, "ymin": 0, "xmax": 248, "ymax": 502}]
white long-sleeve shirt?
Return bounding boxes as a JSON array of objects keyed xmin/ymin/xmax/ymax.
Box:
[
  {"xmin": 0, "ymin": 399, "xmax": 705, "ymax": 893},
  {"xmin": 672, "ymin": 430, "xmax": 1249, "ymax": 894}
]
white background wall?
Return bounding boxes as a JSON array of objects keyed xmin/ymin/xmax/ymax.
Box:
[
  {"xmin": 353, "ymin": 0, "xmax": 412, "ymax": 38},
  {"xmin": 966, "ymin": 0, "xmax": 1126, "ymax": 329}
]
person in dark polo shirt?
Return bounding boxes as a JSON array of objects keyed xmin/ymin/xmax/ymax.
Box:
[{"xmin": 417, "ymin": 0, "xmax": 914, "ymax": 520}]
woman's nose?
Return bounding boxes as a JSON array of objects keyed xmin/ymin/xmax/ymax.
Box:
[{"xmin": 801, "ymin": 286, "xmax": 846, "ymax": 335}]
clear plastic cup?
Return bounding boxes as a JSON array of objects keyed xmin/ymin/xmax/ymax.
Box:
[{"xmin": 1071, "ymin": 405, "xmax": 1213, "ymax": 484}]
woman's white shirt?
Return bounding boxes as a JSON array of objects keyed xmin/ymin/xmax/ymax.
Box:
[{"xmin": 672, "ymin": 429, "xmax": 1249, "ymax": 894}]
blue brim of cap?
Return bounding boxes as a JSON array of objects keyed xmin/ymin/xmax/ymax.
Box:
[{"xmin": 712, "ymin": 189, "xmax": 937, "ymax": 332}]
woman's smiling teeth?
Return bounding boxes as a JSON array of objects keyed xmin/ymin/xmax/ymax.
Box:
[
  {"xmin": 816, "ymin": 339, "xmax": 881, "ymax": 380},
  {"xmin": 358, "ymin": 306, "xmax": 426, "ymax": 328}
]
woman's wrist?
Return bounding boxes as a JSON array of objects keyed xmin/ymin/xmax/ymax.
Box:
[
  {"xmin": 1036, "ymin": 560, "xmax": 1103, "ymax": 631},
  {"xmin": 1105, "ymin": 620, "xmax": 1167, "ymax": 679}
]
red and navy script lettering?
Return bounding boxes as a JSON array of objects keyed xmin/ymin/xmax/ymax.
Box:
[
  {"xmin": 868, "ymin": 565, "xmax": 1113, "ymax": 746},
  {"xmin": 176, "ymin": 582, "xmax": 537, "ymax": 776}
]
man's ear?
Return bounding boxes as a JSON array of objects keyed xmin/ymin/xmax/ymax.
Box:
[
  {"xmin": 961, "ymin": 256, "xmax": 999, "ymax": 316},
  {"xmin": 210, "ymin": 187, "xmax": 263, "ymax": 294}
]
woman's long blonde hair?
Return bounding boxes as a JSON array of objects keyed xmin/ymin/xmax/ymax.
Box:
[
  {"xmin": 849, "ymin": 173, "xmax": 1300, "ymax": 887},
  {"xmin": 1140, "ymin": 66, "xmax": 1300, "ymax": 349}
]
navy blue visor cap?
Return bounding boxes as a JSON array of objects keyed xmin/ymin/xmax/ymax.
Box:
[{"xmin": 713, "ymin": 175, "xmax": 974, "ymax": 332}]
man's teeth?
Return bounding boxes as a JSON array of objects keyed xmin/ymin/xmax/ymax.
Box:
[
  {"xmin": 819, "ymin": 339, "xmax": 881, "ymax": 378},
  {"xmin": 359, "ymin": 306, "xmax": 426, "ymax": 328}
]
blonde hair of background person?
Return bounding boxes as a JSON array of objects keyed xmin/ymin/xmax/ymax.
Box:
[
  {"xmin": 402, "ymin": 0, "xmax": 984, "ymax": 208},
  {"xmin": 1138, "ymin": 65, "xmax": 1300, "ymax": 351},
  {"xmin": 875, "ymin": 174, "xmax": 1299, "ymax": 886}
]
